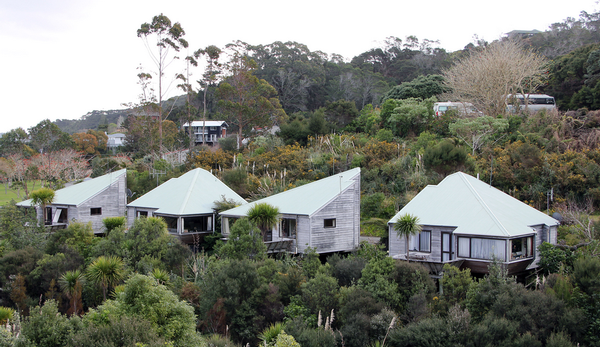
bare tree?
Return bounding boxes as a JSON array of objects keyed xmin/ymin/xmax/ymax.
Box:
[
  {"xmin": 443, "ymin": 39, "xmax": 547, "ymax": 117},
  {"xmin": 556, "ymin": 198, "xmax": 597, "ymax": 242},
  {"xmin": 137, "ymin": 14, "xmax": 188, "ymax": 149}
]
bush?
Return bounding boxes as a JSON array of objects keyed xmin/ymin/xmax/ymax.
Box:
[
  {"xmin": 69, "ymin": 316, "xmax": 166, "ymax": 347},
  {"xmin": 218, "ymin": 136, "xmax": 237, "ymax": 152},
  {"xmin": 391, "ymin": 261, "xmax": 436, "ymax": 306},
  {"xmin": 388, "ymin": 317, "xmax": 450, "ymax": 347},
  {"xmin": 572, "ymin": 256, "xmax": 600, "ymax": 296},
  {"xmin": 330, "ymin": 255, "xmax": 366, "ymax": 287},
  {"xmin": 423, "ymin": 140, "xmax": 467, "ymax": 176},
  {"xmin": 222, "ymin": 168, "xmax": 250, "ymax": 196},
  {"xmin": 285, "ymin": 319, "xmax": 339, "ymax": 347},
  {"xmin": 18, "ymin": 300, "xmax": 78, "ymax": 347},
  {"xmin": 216, "ymin": 218, "xmax": 266, "ymax": 261},
  {"xmin": 538, "ymin": 242, "xmax": 577, "ymax": 275},
  {"xmin": 87, "ymin": 274, "xmax": 200, "ymax": 346},
  {"xmin": 300, "ymin": 273, "xmax": 340, "ymax": 316},
  {"xmin": 102, "ymin": 217, "xmax": 126, "ymax": 233},
  {"xmin": 375, "ymin": 129, "xmax": 394, "ymax": 142}
]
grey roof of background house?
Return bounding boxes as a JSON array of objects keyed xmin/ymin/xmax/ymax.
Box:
[
  {"xmin": 17, "ymin": 169, "xmax": 126, "ymax": 207},
  {"xmin": 221, "ymin": 167, "xmax": 360, "ymax": 217},
  {"xmin": 388, "ymin": 172, "xmax": 558, "ymax": 237},
  {"xmin": 127, "ymin": 168, "xmax": 245, "ymax": 216}
]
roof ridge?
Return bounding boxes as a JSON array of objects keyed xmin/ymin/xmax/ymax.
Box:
[
  {"xmin": 309, "ymin": 172, "xmax": 360, "ymax": 216},
  {"xmin": 458, "ymin": 173, "xmax": 511, "ymax": 237},
  {"xmin": 82, "ymin": 169, "xmax": 126, "ymax": 203},
  {"xmin": 178, "ymin": 169, "xmax": 200, "ymax": 215},
  {"xmin": 220, "ymin": 168, "xmax": 360, "ymax": 216},
  {"xmin": 251, "ymin": 168, "xmax": 360, "ymax": 202}
]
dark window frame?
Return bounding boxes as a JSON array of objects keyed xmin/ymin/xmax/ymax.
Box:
[
  {"xmin": 409, "ymin": 230, "xmax": 432, "ymax": 253},
  {"xmin": 90, "ymin": 207, "xmax": 102, "ymax": 216},
  {"xmin": 458, "ymin": 236, "xmax": 507, "ymax": 261},
  {"xmin": 509, "ymin": 236, "xmax": 534, "ymax": 261},
  {"xmin": 57, "ymin": 208, "xmax": 68, "ymax": 224},
  {"xmin": 324, "ymin": 218, "xmax": 336, "ymax": 228},
  {"xmin": 183, "ymin": 215, "xmax": 212, "ymax": 233},
  {"xmin": 281, "ymin": 218, "xmax": 297, "ymax": 238}
]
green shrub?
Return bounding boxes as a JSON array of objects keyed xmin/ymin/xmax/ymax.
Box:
[
  {"xmin": 69, "ymin": 316, "xmax": 166, "ymax": 347},
  {"xmin": 102, "ymin": 217, "xmax": 126, "ymax": 233}
]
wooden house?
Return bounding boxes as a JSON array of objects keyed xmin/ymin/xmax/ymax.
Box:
[
  {"xmin": 220, "ymin": 168, "xmax": 361, "ymax": 254},
  {"xmin": 388, "ymin": 172, "xmax": 559, "ymax": 275},
  {"xmin": 182, "ymin": 121, "xmax": 228, "ymax": 146},
  {"xmin": 17, "ymin": 169, "xmax": 127, "ymax": 233},
  {"xmin": 126, "ymin": 168, "xmax": 245, "ymax": 244}
]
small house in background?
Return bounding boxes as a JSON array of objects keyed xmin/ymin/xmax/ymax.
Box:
[
  {"xmin": 17, "ymin": 169, "xmax": 127, "ymax": 233},
  {"xmin": 388, "ymin": 172, "xmax": 559, "ymax": 276},
  {"xmin": 126, "ymin": 168, "xmax": 245, "ymax": 244},
  {"xmin": 182, "ymin": 121, "xmax": 228, "ymax": 146},
  {"xmin": 107, "ymin": 133, "xmax": 126, "ymax": 149},
  {"xmin": 220, "ymin": 168, "xmax": 361, "ymax": 254},
  {"xmin": 505, "ymin": 29, "xmax": 543, "ymax": 39}
]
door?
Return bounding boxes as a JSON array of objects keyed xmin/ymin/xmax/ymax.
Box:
[{"xmin": 442, "ymin": 232, "xmax": 452, "ymax": 261}]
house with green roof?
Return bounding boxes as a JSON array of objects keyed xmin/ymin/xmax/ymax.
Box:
[
  {"xmin": 126, "ymin": 168, "xmax": 245, "ymax": 243},
  {"xmin": 17, "ymin": 169, "xmax": 127, "ymax": 233},
  {"xmin": 388, "ymin": 172, "xmax": 559, "ymax": 275},
  {"xmin": 220, "ymin": 167, "xmax": 361, "ymax": 254}
]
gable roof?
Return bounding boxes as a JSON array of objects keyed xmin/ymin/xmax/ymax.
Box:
[
  {"xmin": 17, "ymin": 169, "xmax": 126, "ymax": 207},
  {"xmin": 221, "ymin": 168, "xmax": 360, "ymax": 217},
  {"xmin": 388, "ymin": 172, "xmax": 558, "ymax": 237},
  {"xmin": 127, "ymin": 168, "xmax": 245, "ymax": 216}
]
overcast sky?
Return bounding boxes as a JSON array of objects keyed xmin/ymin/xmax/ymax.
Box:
[{"xmin": 1, "ymin": 0, "xmax": 598, "ymax": 134}]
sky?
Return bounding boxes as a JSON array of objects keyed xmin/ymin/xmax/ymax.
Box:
[{"xmin": 1, "ymin": 0, "xmax": 598, "ymax": 134}]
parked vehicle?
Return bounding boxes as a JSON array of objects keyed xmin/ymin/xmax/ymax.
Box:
[
  {"xmin": 506, "ymin": 94, "xmax": 556, "ymax": 113},
  {"xmin": 433, "ymin": 102, "xmax": 483, "ymax": 117}
]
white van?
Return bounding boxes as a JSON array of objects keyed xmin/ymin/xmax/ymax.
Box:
[
  {"xmin": 506, "ymin": 94, "xmax": 556, "ymax": 113},
  {"xmin": 433, "ymin": 102, "xmax": 482, "ymax": 117}
]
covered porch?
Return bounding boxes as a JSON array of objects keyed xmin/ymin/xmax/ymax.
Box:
[{"xmin": 154, "ymin": 213, "xmax": 216, "ymax": 235}]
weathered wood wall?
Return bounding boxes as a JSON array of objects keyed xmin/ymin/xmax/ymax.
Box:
[
  {"xmin": 304, "ymin": 172, "xmax": 360, "ymax": 253},
  {"xmin": 76, "ymin": 172, "xmax": 127, "ymax": 233}
]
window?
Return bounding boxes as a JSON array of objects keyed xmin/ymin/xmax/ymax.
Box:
[
  {"xmin": 458, "ymin": 237, "xmax": 470, "ymax": 257},
  {"xmin": 44, "ymin": 207, "xmax": 52, "ymax": 225},
  {"xmin": 409, "ymin": 231, "xmax": 431, "ymax": 252},
  {"xmin": 281, "ymin": 218, "xmax": 296, "ymax": 238},
  {"xmin": 458, "ymin": 237, "xmax": 506, "ymax": 261},
  {"xmin": 160, "ymin": 216, "xmax": 178, "ymax": 233},
  {"xmin": 90, "ymin": 208, "xmax": 102, "ymax": 216},
  {"xmin": 138, "ymin": 211, "xmax": 148, "ymax": 217},
  {"xmin": 58, "ymin": 208, "xmax": 68, "ymax": 223},
  {"xmin": 183, "ymin": 216, "xmax": 212, "ymax": 232},
  {"xmin": 510, "ymin": 236, "xmax": 534, "ymax": 260},
  {"xmin": 324, "ymin": 218, "xmax": 336, "ymax": 228}
]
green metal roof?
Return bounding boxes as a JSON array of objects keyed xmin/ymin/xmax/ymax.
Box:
[
  {"xmin": 388, "ymin": 172, "xmax": 558, "ymax": 237},
  {"xmin": 17, "ymin": 169, "xmax": 126, "ymax": 207},
  {"xmin": 221, "ymin": 167, "xmax": 360, "ymax": 217},
  {"xmin": 127, "ymin": 168, "xmax": 245, "ymax": 216}
]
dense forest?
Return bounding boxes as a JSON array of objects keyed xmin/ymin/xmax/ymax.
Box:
[{"xmin": 0, "ymin": 9, "xmax": 599, "ymax": 347}]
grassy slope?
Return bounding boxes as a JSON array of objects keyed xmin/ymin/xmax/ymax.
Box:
[{"xmin": 0, "ymin": 181, "xmax": 42, "ymax": 206}]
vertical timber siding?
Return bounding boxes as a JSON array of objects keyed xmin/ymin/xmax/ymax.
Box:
[
  {"xmin": 307, "ymin": 173, "xmax": 360, "ymax": 253},
  {"xmin": 388, "ymin": 224, "xmax": 451, "ymax": 261},
  {"xmin": 76, "ymin": 173, "xmax": 127, "ymax": 233},
  {"xmin": 296, "ymin": 216, "xmax": 311, "ymax": 253}
]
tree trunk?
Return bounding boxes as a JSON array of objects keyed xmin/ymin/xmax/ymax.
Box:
[{"xmin": 406, "ymin": 235, "xmax": 410, "ymax": 263}]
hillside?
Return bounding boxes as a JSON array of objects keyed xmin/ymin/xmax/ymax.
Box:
[
  {"xmin": 54, "ymin": 109, "xmax": 129, "ymax": 134},
  {"xmin": 53, "ymin": 95, "xmax": 188, "ymax": 134}
]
